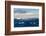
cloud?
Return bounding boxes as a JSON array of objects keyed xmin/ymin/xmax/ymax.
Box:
[{"xmin": 14, "ymin": 8, "xmax": 39, "ymax": 14}]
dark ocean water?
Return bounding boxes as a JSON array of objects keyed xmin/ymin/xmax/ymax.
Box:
[{"xmin": 14, "ymin": 18, "xmax": 39, "ymax": 27}]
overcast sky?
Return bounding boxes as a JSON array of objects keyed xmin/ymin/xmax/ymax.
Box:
[{"xmin": 14, "ymin": 8, "xmax": 39, "ymax": 14}]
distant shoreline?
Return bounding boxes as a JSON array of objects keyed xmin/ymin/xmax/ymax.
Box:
[{"xmin": 14, "ymin": 13, "xmax": 39, "ymax": 19}]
